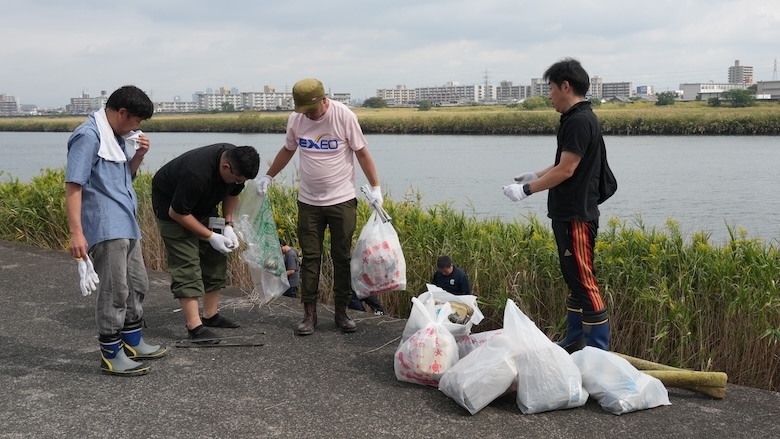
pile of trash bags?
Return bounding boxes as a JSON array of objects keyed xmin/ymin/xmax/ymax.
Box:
[{"xmin": 394, "ymin": 285, "xmax": 671, "ymax": 415}]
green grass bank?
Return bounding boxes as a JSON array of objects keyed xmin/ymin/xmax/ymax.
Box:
[{"xmin": 2, "ymin": 102, "xmax": 780, "ymax": 135}]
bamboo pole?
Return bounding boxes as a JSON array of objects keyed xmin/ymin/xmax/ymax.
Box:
[{"xmin": 613, "ymin": 352, "xmax": 728, "ymax": 399}]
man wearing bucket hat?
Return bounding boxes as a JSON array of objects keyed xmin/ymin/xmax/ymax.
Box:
[{"xmin": 256, "ymin": 78, "xmax": 383, "ymax": 336}]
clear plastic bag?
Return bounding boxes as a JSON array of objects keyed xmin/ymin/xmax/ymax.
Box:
[
  {"xmin": 234, "ymin": 181, "xmax": 289, "ymax": 305},
  {"xmin": 571, "ymin": 347, "xmax": 671, "ymax": 415},
  {"xmin": 351, "ymin": 211, "xmax": 406, "ymax": 299}
]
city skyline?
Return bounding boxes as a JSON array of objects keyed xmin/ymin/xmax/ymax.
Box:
[{"xmin": 2, "ymin": 0, "xmax": 778, "ymax": 107}]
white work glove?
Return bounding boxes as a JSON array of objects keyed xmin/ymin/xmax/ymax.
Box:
[
  {"xmin": 77, "ymin": 255, "xmax": 100, "ymax": 296},
  {"xmin": 503, "ymin": 183, "xmax": 530, "ymax": 202},
  {"xmin": 514, "ymin": 172, "xmax": 539, "ymax": 184},
  {"xmin": 370, "ymin": 185, "xmax": 384, "ymax": 206},
  {"xmin": 223, "ymin": 225, "xmax": 239, "ymax": 249},
  {"xmin": 255, "ymin": 175, "xmax": 272, "ymax": 196},
  {"xmin": 207, "ymin": 232, "xmax": 234, "ymax": 254}
]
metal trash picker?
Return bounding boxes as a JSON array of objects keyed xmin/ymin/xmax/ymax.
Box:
[{"xmin": 360, "ymin": 184, "xmax": 391, "ymax": 223}]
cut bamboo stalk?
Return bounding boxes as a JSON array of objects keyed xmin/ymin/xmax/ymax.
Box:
[
  {"xmin": 612, "ymin": 352, "xmax": 728, "ymax": 399},
  {"xmin": 642, "ymin": 371, "xmax": 727, "ymax": 399},
  {"xmin": 613, "ymin": 353, "xmax": 681, "ymax": 371}
]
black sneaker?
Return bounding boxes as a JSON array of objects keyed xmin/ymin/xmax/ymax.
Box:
[
  {"xmin": 201, "ymin": 313, "xmax": 241, "ymax": 328},
  {"xmin": 187, "ymin": 325, "xmax": 221, "ymax": 344}
]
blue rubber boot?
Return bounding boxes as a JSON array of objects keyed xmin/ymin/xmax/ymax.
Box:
[
  {"xmin": 583, "ymin": 309, "xmax": 610, "ymax": 350},
  {"xmin": 99, "ymin": 337, "xmax": 150, "ymax": 377},
  {"xmin": 121, "ymin": 320, "xmax": 168, "ymax": 360},
  {"xmin": 557, "ymin": 307, "xmax": 586, "ymax": 354}
]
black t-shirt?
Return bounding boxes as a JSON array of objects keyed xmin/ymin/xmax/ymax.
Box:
[
  {"xmin": 547, "ymin": 101, "xmax": 602, "ymax": 222},
  {"xmin": 152, "ymin": 143, "xmax": 245, "ymax": 221}
]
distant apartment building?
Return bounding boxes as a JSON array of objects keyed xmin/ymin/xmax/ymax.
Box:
[
  {"xmin": 679, "ymin": 82, "xmax": 748, "ymax": 101},
  {"xmin": 756, "ymin": 80, "xmax": 780, "ymax": 100},
  {"xmin": 589, "ymin": 76, "xmax": 603, "ymax": 98},
  {"xmin": 154, "ymin": 85, "xmax": 349, "ymax": 113},
  {"xmin": 414, "ymin": 82, "xmax": 492, "ymax": 105},
  {"xmin": 601, "ymin": 82, "xmax": 634, "ymax": 99},
  {"xmin": 728, "ymin": 60, "xmax": 753, "ymax": 84},
  {"xmin": 376, "ymin": 85, "xmax": 415, "ymax": 106},
  {"xmin": 241, "ymin": 86, "xmax": 292, "ymax": 111},
  {"xmin": 495, "ymin": 81, "xmax": 530, "ymax": 103},
  {"xmin": 154, "ymin": 101, "xmax": 199, "ymax": 113},
  {"xmin": 529, "ymin": 78, "xmax": 550, "ymax": 97},
  {"xmin": 329, "ymin": 93, "xmax": 351, "ymax": 106},
  {"xmin": 0, "ymin": 94, "xmax": 21, "ymax": 116},
  {"xmin": 66, "ymin": 91, "xmax": 108, "ymax": 115}
]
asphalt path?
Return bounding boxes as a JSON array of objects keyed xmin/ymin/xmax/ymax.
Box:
[{"xmin": 1, "ymin": 240, "xmax": 779, "ymax": 438}]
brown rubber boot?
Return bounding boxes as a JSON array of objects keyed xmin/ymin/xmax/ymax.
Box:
[
  {"xmin": 296, "ymin": 302, "xmax": 317, "ymax": 336},
  {"xmin": 335, "ymin": 302, "xmax": 357, "ymax": 333}
]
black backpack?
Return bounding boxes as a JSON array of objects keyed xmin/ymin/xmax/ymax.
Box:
[{"xmin": 597, "ymin": 136, "xmax": 617, "ymax": 204}]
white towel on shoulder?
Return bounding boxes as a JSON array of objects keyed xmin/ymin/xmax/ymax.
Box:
[{"xmin": 94, "ymin": 108, "xmax": 127, "ymax": 163}]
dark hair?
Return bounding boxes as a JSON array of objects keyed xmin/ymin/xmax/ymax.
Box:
[
  {"xmin": 437, "ymin": 255, "xmax": 453, "ymax": 269},
  {"xmin": 543, "ymin": 58, "xmax": 590, "ymax": 97},
  {"xmin": 225, "ymin": 146, "xmax": 260, "ymax": 179},
  {"xmin": 105, "ymin": 85, "xmax": 154, "ymax": 120},
  {"xmin": 279, "ymin": 238, "xmax": 287, "ymax": 247}
]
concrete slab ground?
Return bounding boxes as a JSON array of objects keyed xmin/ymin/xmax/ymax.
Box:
[{"xmin": 1, "ymin": 240, "xmax": 779, "ymax": 439}]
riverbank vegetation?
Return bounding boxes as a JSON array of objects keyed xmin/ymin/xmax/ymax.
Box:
[
  {"xmin": 1, "ymin": 169, "xmax": 778, "ymax": 392},
  {"xmin": 2, "ymin": 101, "xmax": 780, "ymax": 135}
]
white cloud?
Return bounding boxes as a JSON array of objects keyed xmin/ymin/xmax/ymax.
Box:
[{"xmin": 1, "ymin": 0, "xmax": 778, "ymax": 106}]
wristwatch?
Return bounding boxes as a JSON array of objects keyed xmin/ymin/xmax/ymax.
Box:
[{"xmin": 522, "ymin": 184, "xmax": 532, "ymax": 196}]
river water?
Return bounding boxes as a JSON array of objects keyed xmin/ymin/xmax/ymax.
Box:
[{"xmin": 1, "ymin": 131, "xmax": 779, "ymax": 244}]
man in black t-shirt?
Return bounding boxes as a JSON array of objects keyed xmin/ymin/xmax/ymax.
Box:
[
  {"xmin": 502, "ymin": 58, "xmax": 611, "ymax": 353},
  {"xmin": 432, "ymin": 255, "xmax": 472, "ymax": 296},
  {"xmin": 152, "ymin": 143, "xmax": 259, "ymax": 342}
]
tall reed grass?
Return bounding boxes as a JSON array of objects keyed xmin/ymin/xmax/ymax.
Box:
[{"xmin": 1, "ymin": 169, "xmax": 778, "ymax": 392}]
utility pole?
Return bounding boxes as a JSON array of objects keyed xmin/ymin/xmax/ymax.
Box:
[{"xmin": 773, "ymin": 58, "xmax": 777, "ymax": 80}]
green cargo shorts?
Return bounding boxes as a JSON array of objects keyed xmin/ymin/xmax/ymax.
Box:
[{"xmin": 156, "ymin": 218, "xmax": 228, "ymax": 299}]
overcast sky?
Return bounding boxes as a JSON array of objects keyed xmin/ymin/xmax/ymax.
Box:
[{"xmin": 2, "ymin": 0, "xmax": 778, "ymax": 107}]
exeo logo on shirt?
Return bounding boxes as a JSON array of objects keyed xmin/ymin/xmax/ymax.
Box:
[{"xmin": 299, "ymin": 134, "xmax": 339, "ymax": 150}]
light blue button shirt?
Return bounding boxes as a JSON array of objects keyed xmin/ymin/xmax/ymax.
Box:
[{"xmin": 65, "ymin": 112, "xmax": 142, "ymax": 251}]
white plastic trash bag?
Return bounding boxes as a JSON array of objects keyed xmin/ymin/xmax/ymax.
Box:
[
  {"xmin": 234, "ymin": 181, "xmax": 289, "ymax": 305},
  {"xmin": 394, "ymin": 297, "xmax": 459, "ymax": 387},
  {"xmin": 503, "ymin": 300, "xmax": 588, "ymax": 414},
  {"xmin": 418, "ymin": 284, "xmax": 484, "ymax": 340},
  {"xmin": 439, "ymin": 334, "xmax": 517, "ymax": 415},
  {"xmin": 456, "ymin": 329, "xmax": 504, "ymax": 359},
  {"xmin": 571, "ymin": 347, "xmax": 671, "ymax": 415},
  {"xmin": 351, "ymin": 211, "xmax": 406, "ymax": 299}
]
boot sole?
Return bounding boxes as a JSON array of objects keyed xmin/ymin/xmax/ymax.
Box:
[
  {"xmin": 125, "ymin": 346, "xmax": 169, "ymax": 360},
  {"xmin": 100, "ymin": 365, "xmax": 151, "ymax": 377},
  {"xmin": 295, "ymin": 328, "xmax": 315, "ymax": 336},
  {"xmin": 336, "ymin": 319, "xmax": 357, "ymax": 333}
]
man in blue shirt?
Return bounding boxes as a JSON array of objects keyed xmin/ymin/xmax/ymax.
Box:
[
  {"xmin": 432, "ymin": 255, "xmax": 472, "ymax": 295},
  {"xmin": 66, "ymin": 85, "xmax": 166, "ymax": 376},
  {"xmin": 280, "ymin": 239, "xmax": 300, "ymax": 298}
]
